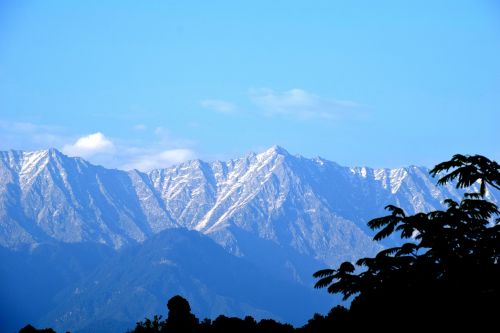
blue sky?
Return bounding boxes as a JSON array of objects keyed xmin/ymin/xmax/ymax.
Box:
[{"xmin": 1, "ymin": 1, "xmax": 499, "ymax": 170}]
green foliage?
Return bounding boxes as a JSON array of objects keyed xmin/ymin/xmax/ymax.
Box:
[{"xmin": 314, "ymin": 154, "xmax": 500, "ymax": 327}]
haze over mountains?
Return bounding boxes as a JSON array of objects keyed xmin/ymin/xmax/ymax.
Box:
[{"xmin": 1, "ymin": 146, "xmax": 497, "ymax": 332}]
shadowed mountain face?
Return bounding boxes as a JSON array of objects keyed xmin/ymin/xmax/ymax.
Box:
[
  {"xmin": 0, "ymin": 241, "xmax": 115, "ymax": 332},
  {"xmin": 1, "ymin": 229, "xmax": 334, "ymax": 332},
  {"xmin": 28, "ymin": 229, "xmax": 333, "ymax": 333},
  {"xmin": 1, "ymin": 147, "xmax": 497, "ymax": 332}
]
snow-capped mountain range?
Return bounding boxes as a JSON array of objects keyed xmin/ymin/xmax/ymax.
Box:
[
  {"xmin": 2, "ymin": 146, "xmax": 497, "ymax": 263},
  {"xmin": 1, "ymin": 146, "xmax": 497, "ymax": 332}
]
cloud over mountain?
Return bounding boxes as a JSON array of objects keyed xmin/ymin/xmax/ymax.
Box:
[{"xmin": 62, "ymin": 132, "xmax": 115, "ymax": 158}]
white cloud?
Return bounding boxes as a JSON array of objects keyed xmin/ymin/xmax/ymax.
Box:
[
  {"xmin": 62, "ymin": 132, "xmax": 115, "ymax": 158},
  {"xmin": 133, "ymin": 124, "xmax": 147, "ymax": 131},
  {"xmin": 249, "ymin": 88, "xmax": 359, "ymax": 120},
  {"xmin": 200, "ymin": 99, "xmax": 236, "ymax": 114},
  {"xmin": 60, "ymin": 129, "xmax": 196, "ymax": 171},
  {"xmin": 122, "ymin": 149, "xmax": 195, "ymax": 171},
  {"xmin": 0, "ymin": 122, "xmax": 198, "ymax": 171},
  {"xmin": 0, "ymin": 121, "xmax": 68, "ymax": 150}
]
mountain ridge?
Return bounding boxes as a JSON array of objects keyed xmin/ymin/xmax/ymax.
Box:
[{"xmin": 1, "ymin": 146, "xmax": 497, "ymax": 266}]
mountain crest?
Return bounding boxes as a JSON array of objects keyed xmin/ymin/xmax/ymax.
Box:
[
  {"xmin": 1, "ymin": 147, "xmax": 497, "ymax": 265},
  {"xmin": 265, "ymin": 145, "xmax": 290, "ymax": 156}
]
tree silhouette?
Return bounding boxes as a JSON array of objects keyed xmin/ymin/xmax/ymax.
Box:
[
  {"xmin": 431, "ymin": 153, "xmax": 500, "ymax": 196},
  {"xmin": 314, "ymin": 154, "xmax": 500, "ymax": 329},
  {"xmin": 164, "ymin": 295, "xmax": 199, "ymax": 333},
  {"xmin": 128, "ymin": 295, "xmax": 295, "ymax": 333},
  {"xmin": 129, "ymin": 295, "xmax": 199, "ymax": 333},
  {"xmin": 131, "ymin": 315, "xmax": 164, "ymax": 333},
  {"xmin": 297, "ymin": 306, "xmax": 350, "ymax": 333},
  {"xmin": 18, "ymin": 324, "xmax": 57, "ymax": 333}
]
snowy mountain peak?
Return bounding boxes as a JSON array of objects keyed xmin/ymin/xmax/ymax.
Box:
[
  {"xmin": 0, "ymin": 149, "xmax": 46, "ymax": 171},
  {"xmin": 265, "ymin": 145, "xmax": 290, "ymax": 156},
  {"xmin": 3, "ymin": 148, "xmax": 80, "ymax": 172}
]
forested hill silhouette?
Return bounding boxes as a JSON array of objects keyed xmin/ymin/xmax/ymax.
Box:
[{"xmin": 17, "ymin": 154, "xmax": 500, "ymax": 332}]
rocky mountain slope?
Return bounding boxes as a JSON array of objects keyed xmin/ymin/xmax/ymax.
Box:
[{"xmin": 2, "ymin": 146, "xmax": 495, "ymax": 264}]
